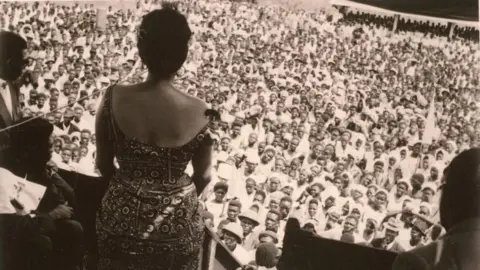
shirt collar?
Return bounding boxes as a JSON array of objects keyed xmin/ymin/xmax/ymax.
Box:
[
  {"xmin": 386, "ymin": 240, "xmax": 395, "ymax": 250},
  {"xmin": 0, "ymin": 78, "xmax": 6, "ymax": 89}
]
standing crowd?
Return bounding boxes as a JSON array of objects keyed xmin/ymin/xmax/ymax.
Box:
[{"xmin": 0, "ymin": 0, "xmax": 479, "ymax": 268}]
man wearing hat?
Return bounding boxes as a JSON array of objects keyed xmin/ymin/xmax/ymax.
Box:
[
  {"xmin": 0, "ymin": 31, "xmax": 27, "ymax": 167},
  {"xmin": 239, "ymin": 209, "xmax": 261, "ymax": 251},
  {"xmin": 222, "ymin": 222, "xmax": 251, "ymax": 265},
  {"xmin": 402, "ymin": 218, "xmax": 431, "ymax": 251},
  {"xmin": 393, "ymin": 148, "xmax": 480, "ymax": 269},
  {"xmin": 371, "ymin": 218, "xmax": 406, "ymax": 252}
]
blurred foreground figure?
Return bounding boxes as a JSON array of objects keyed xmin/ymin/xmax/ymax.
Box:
[
  {"xmin": 0, "ymin": 31, "xmax": 26, "ymax": 166},
  {"xmin": 393, "ymin": 148, "xmax": 480, "ymax": 270}
]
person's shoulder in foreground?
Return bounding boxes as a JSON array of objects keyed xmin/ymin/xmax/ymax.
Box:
[{"xmin": 393, "ymin": 148, "xmax": 480, "ymax": 270}]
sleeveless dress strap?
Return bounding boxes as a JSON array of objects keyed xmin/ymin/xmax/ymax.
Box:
[{"xmin": 104, "ymin": 86, "xmax": 119, "ymax": 141}]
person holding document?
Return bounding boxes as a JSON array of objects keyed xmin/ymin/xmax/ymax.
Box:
[{"xmin": 4, "ymin": 117, "xmax": 83, "ymax": 270}]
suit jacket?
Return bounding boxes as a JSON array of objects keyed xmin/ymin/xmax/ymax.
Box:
[
  {"xmin": 392, "ymin": 218, "xmax": 480, "ymax": 270},
  {"xmin": 0, "ymin": 81, "xmax": 21, "ymax": 166},
  {"xmin": 55, "ymin": 121, "xmax": 80, "ymax": 135},
  {"xmin": 35, "ymin": 171, "xmax": 76, "ymax": 214}
]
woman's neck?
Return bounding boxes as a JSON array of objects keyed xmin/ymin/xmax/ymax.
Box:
[{"xmin": 145, "ymin": 73, "xmax": 174, "ymax": 86}]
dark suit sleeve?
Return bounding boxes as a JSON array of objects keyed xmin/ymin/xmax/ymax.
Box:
[
  {"xmin": 392, "ymin": 251, "xmax": 427, "ymax": 270},
  {"xmin": 51, "ymin": 172, "xmax": 76, "ymax": 208}
]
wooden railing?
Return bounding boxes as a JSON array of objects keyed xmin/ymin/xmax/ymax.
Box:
[{"xmin": 200, "ymin": 226, "xmax": 242, "ymax": 270}]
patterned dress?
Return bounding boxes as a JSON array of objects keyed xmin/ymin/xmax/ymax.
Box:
[{"xmin": 96, "ymin": 87, "xmax": 208, "ymax": 270}]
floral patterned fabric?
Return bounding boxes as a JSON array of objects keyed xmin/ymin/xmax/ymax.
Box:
[{"xmin": 96, "ymin": 87, "xmax": 206, "ymax": 270}]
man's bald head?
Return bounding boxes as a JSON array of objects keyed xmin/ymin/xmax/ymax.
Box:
[
  {"xmin": 0, "ymin": 31, "xmax": 27, "ymax": 81},
  {"xmin": 440, "ymin": 148, "xmax": 480, "ymax": 230}
]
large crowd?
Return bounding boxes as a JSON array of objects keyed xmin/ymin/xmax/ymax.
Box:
[{"xmin": 1, "ymin": 0, "xmax": 479, "ymax": 268}]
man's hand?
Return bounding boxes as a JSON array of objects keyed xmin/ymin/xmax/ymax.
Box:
[{"xmin": 48, "ymin": 203, "xmax": 73, "ymax": 220}]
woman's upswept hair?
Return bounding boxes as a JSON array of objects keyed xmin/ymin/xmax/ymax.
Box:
[{"xmin": 137, "ymin": 2, "xmax": 191, "ymax": 80}]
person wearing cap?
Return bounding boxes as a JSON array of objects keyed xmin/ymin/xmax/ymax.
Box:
[
  {"xmin": 401, "ymin": 218, "xmax": 431, "ymax": 251},
  {"xmin": 321, "ymin": 207, "xmax": 342, "ymax": 232},
  {"xmin": 223, "ymin": 222, "xmax": 251, "ymax": 265},
  {"xmin": 388, "ymin": 179, "xmax": 411, "ymax": 213},
  {"xmin": 265, "ymin": 175, "xmax": 284, "ymax": 204},
  {"xmin": 420, "ymin": 182, "xmax": 437, "ymax": 204},
  {"xmin": 409, "ymin": 173, "xmax": 425, "ymax": 199},
  {"xmin": 393, "ymin": 148, "xmax": 480, "ymax": 270},
  {"xmin": 238, "ymin": 152, "xmax": 262, "ymax": 187},
  {"xmin": 239, "ymin": 209, "xmax": 261, "ymax": 251},
  {"xmin": 371, "ymin": 218, "xmax": 406, "ymax": 252}
]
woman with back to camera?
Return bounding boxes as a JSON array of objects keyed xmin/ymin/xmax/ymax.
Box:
[{"xmin": 95, "ymin": 3, "xmax": 216, "ymax": 269}]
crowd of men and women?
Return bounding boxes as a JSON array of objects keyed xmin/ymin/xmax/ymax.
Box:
[{"xmin": 0, "ymin": 0, "xmax": 479, "ymax": 269}]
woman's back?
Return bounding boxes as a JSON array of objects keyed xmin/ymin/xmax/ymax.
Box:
[
  {"xmin": 96, "ymin": 83, "xmax": 211, "ymax": 269},
  {"xmin": 103, "ymin": 82, "xmax": 210, "ymax": 192},
  {"xmin": 111, "ymin": 81, "xmax": 209, "ymax": 149}
]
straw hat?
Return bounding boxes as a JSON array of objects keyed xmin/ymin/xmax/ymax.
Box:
[{"xmin": 222, "ymin": 223, "xmax": 243, "ymax": 244}]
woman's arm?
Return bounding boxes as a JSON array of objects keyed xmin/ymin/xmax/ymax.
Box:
[
  {"xmin": 95, "ymin": 94, "xmax": 115, "ymax": 181},
  {"xmin": 191, "ymin": 134, "xmax": 213, "ymax": 195}
]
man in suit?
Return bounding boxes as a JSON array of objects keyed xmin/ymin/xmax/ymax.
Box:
[
  {"xmin": 55, "ymin": 108, "xmax": 81, "ymax": 135},
  {"xmin": 0, "ymin": 31, "xmax": 27, "ymax": 167},
  {"xmin": 393, "ymin": 148, "xmax": 480, "ymax": 270},
  {"xmin": 370, "ymin": 218, "xmax": 406, "ymax": 253}
]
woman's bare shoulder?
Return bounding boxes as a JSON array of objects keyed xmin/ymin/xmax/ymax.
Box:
[{"xmin": 181, "ymin": 92, "xmax": 210, "ymax": 123}]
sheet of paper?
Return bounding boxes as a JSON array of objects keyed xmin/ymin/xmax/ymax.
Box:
[{"xmin": 0, "ymin": 168, "xmax": 47, "ymax": 215}]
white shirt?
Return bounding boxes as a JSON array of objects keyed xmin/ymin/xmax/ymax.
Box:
[
  {"xmin": 231, "ymin": 244, "xmax": 251, "ymax": 265},
  {"xmin": 0, "ymin": 79, "xmax": 13, "ymax": 118}
]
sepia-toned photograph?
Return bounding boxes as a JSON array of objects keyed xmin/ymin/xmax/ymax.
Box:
[{"xmin": 0, "ymin": 0, "xmax": 478, "ymax": 269}]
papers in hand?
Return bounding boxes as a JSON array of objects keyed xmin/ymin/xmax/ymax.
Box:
[{"xmin": 0, "ymin": 168, "xmax": 47, "ymax": 215}]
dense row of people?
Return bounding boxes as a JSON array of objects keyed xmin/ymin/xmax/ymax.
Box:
[{"xmin": 0, "ymin": 0, "xmax": 478, "ymax": 269}]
